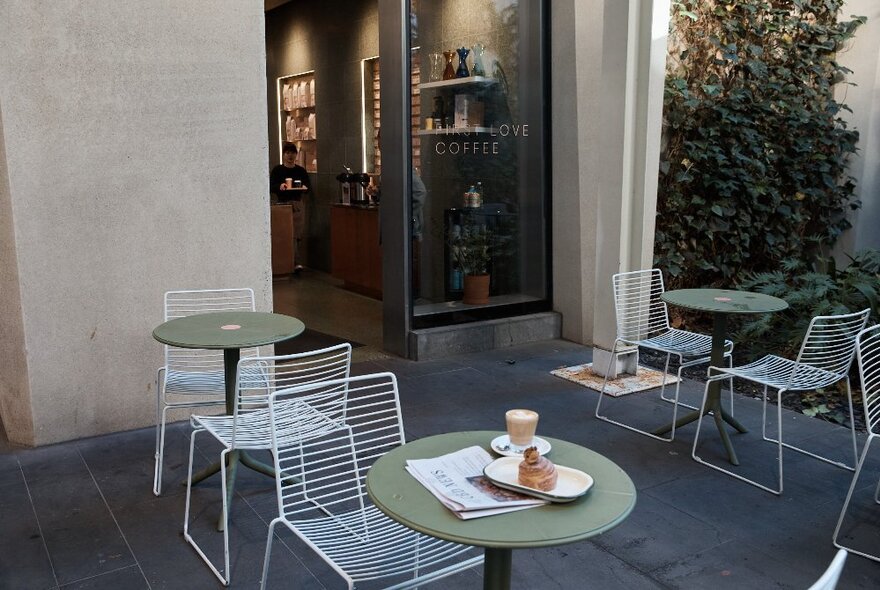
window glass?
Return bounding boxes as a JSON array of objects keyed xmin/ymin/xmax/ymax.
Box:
[{"xmin": 409, "ymin": 0, "xmax": 548, "ymax": 323}]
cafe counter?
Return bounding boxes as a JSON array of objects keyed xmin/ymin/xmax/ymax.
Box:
[{"xmin": 330, "ymin": 203, "xmax": 382, "ymax": 299}]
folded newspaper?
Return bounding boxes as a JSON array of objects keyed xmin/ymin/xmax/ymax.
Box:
[{"xmin": 405, "ymin": 445, "xmax": 547, "ymax": 520}]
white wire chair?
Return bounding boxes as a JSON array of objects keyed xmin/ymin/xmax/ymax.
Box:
[
  {"xmin": 153, "ymin": 288, "xmax": 257, "ymax": 496},
  {"xmin": 807, "ymin": 549, "xmax": 848, "ymax": 590},
  {"xmin": 260, "ymin": 372, "xmax": 483, "ymax": 590},
  {"xmin": 693, "ymin": 309, "xmax": 870, "ymax": 495},
  {"xmin": 833, "ymin": 324, "xmax": 880, "ymax": 563},
  {"xmin": 183, "ymin": 343, "xmax": 352, "ymax": 586},
  {"xmin": 595, "ymin": 269, "xmax": 734, "ymax": 442}
]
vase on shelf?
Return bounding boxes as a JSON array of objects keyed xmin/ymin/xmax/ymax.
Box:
[
  {"xmin": 471, "ymin": 43, "xmax": 486, "ymax": 77},
  {"xmin": 456, "ymin": 47, "xmax": 470, "ymax": 78},
  {"xmin": 429, "ymin": 52, "xmax": 443, "ymax": 82},
  {"xmin": 442, "ymin": 50, "xmax": 456, "ymax": 80}
]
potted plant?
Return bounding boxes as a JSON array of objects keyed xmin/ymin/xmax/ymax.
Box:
[{"xmin": 450, "ymin": 224, "xmax": 492, "ymax": 304}]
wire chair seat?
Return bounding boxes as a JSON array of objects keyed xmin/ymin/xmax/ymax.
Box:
[
  {"xmin": 711, "ymin": 355, "xmax": 844, "ymax": 391},
  {"xmin": 165, "ymin": 362, "xmax": 264, "ymax": 397},
  {"xmin": 285, "ymin": 504, "xmax": 480, "ymax": 585},
  {"xmin": 191, "ymin": 396, "xmax": 344, "ymax": 451},
  {"xmin": 631, "ymin": 327, "xmax": 731, "ymax": 358}
]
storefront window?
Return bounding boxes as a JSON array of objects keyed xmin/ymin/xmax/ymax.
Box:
[{"xmin": 409, "ymin": 0, "xmax": 549, "ymax": 326}]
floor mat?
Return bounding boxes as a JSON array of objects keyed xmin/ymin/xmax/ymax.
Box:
[
  {"xmin": 274, "ymin": 328, "xmax": 364, "ymax": 355},
  {"xmin": 551, "ymin": 363, "xmax": 680, "ymax": 397}
]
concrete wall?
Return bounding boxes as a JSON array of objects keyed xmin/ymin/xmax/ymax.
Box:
[
  {"xmin": 838, "ymin": 0, "xmax": 880, "ymax": 254},
  {"xmin": 0, "ymin": 1, "xmax": 272, "ymax": 446}
]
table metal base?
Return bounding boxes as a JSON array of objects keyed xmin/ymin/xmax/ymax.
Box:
[
  {"xmin": 484, "ymin": 548, "xmax": 512, "ymax": 590},
  {"xmin": 650, "ymin": 313, "xmax": 748, "ymax": 466},
  {"xmin": 651, "ymin": 382, "xmax": 747, "ymax": 465}
]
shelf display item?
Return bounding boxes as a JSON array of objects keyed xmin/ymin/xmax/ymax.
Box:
[
  {"xmin": 442, "ymin": 50, "xmax": 456, "ymax": 80},
  {"xmin": 277, "ymin": 70, "xmax": 317, "ymax": 172},
  {"xmin": 456, "ymin": 47, "xmax": 470, "ymax": 78},
  {"xmin": 454, "ymin": 94, "xmax": 484, "ymax": 128},
  {"xmin": 429, "ymin": 52, "xmax": 443, "ymax": 82},
  {"xmin": 471, "ymin": 43, "xmax": 486, "ymax": 77}
]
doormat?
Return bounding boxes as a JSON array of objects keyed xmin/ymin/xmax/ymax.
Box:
[
  {"xmin": 551, "ymin": 363, "xmax": 680, "ymax": 397},
  {"xmin": 274, "ymin": 329, "xmax": 364, "ymax": 356}
]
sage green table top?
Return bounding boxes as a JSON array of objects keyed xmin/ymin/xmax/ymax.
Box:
[
  {"xmin": 366, "ymin": 431, "xmax": 636, "ymax": 550},
  {"xmin": 152, "ymin": 311, "xmax": 304, "ymax": 349},
  {"xmin": 661, "ymin": 289, "xmax": 788, "ymax": 315}
]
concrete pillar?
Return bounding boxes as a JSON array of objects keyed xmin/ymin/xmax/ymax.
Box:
[
  {"xmin": 592, "ymin": 0, "xmax": 669, "ymax": 377},
  {"xmin": 551, "ymin": 0, "xmax": 668, "ymax": 374},
  {"xmin": 0, "ymin": 1, "xmax": 272, "ymax": 446}
]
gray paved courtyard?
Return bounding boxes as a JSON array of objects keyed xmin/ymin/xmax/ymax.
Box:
[{"xmin": 1, "ymin": 339, "xmax": 878, "ymax": 589}]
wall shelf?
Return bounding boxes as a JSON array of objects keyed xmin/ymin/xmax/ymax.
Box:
[
  {"xmin": 277, "ymin": 70, "xmax": 318, "ymax": 172},
  {"xmin": 419, "ymin": 76, "xmax": 497, "ymax": 90}
]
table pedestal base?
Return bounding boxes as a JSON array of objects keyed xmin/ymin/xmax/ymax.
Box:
[
  {"xmin": 484, "ymin": 548, "xmax": 512, "ymax": 590},
  {"xmin": 651, "ymin": 385, "xmax": 747, "ymax": 465}
]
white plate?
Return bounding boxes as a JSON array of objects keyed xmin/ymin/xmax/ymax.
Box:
[
  {"xmin": 490, "ymin": 435, "xmax": 552, "ymax": 458},
  {"xmin": 483, "ymin": 457, "xmax": 594, "ymax": 503}
]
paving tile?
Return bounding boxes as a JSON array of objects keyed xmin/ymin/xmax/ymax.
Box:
[
  {"xmin": 0, "ymin": 479, "xmax": 57, "ymax": 590},
  {"xmin": 57, "ymin": 565, "xmax": 148, "ymax": 589},
  {"xmin": 25, "ymin": 457, "xmax": 135, "ymax": 586}
]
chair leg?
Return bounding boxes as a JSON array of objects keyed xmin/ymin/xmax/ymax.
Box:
[
  {"xmin": 833, "ymin": 435, "xmax": 879, "ymax": 563},
  {"xmin": 726, "ymin": 353, "xmax": 735, "ymax": 418},
  {"xmin": 260, "ymin": 518, "xmax": 282, "ymax": 590},
  {"xmin": 693, "ymin": 377, "xmax": 783, "ymax": 495},
  {"xmin": 595, "ymin": 342, "xmax": 677, "ymax": 442},
  {"xmin": 659, "ymin": 353, "xmax": 672, "ymax": 402},
  {"xmin": 764, "ymin": 383, "xmax": 856, "ymax": 472},
  {"xmin": 153, "ymin": 370, "xmax": 166, "ymax": 497},
  {"xmin": 183, "ymin": 429, "xmax": 231, "ymax": 586}
]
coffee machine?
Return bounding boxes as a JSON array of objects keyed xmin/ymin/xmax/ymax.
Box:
[{"xmin": 335, "ymin": 166, "xmax": 372, "ymax": 205}]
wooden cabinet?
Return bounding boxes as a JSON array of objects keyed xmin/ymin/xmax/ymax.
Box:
[
  {"xmin": 330, "ymin": 205, "xmax": 382, "ymax": 299},
  {"xmin": 271, "ymin": 204, "xmax": 295, "ymax": 277}
]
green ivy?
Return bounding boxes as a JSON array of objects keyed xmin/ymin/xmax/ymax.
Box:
[{"xmin": 656, "ymin": 1, "xmax": 866, "ymax": 287}]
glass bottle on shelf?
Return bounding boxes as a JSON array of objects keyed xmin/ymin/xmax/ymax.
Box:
[
  {"xmin": 472, "ymin": 43, "xmax": 486, "ymax": 77},
  {"xmin": 456, "ymin": 47, "xmax": 470, "ymax": 78},
  {"xmin": 442, "ymin": 50, "xmax": 456, "ymax": 80}
]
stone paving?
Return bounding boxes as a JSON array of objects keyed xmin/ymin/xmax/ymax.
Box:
[{"xmin": 1, "ymin": 339, "xmax": 878, "ymax": 589}]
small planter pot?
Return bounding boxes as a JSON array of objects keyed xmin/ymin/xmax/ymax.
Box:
[{"xmin": 462, "ymin": 274, "xmax": 490, "ymax": 305}]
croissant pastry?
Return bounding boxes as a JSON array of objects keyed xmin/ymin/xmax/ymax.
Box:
[{"xmin": 518, "ymin": 446, "xmax": 558, "ymax": 491}]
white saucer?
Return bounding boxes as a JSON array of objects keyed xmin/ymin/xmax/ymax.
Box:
[
  {"xmin": 490, "ymin": 435, "xmax": 552, "ymax": 458},
  {"xmin": 483, "ymin": 457, "xmax": 593, "ymax": 502}
]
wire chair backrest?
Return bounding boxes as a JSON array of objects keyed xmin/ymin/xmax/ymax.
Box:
[
  {"xmin": 612, "ymin": 269, "xmax": 671, "ymax": 342},
  {"xmin": 163, "ymin": 288, "xmax": 257, "ymax": 374},
  {"xmin": 231, "ymin": 343, "xmax": 352, "ymax": 445},
  {"xmin": 856, "ymin": 325, "xmax": 880, "ymax": 436},
  {"xmin": 267, "ymin": 372, "xmax": 405, "ymax": 529},
  {"xmin": 795, "ymin": 309, "xmax": 870, "ymax": 378}
]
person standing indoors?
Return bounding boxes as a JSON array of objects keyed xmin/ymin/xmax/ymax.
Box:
[{"xmin": 270, "ymin": 143, "xmax": 312, "ymax": 272}]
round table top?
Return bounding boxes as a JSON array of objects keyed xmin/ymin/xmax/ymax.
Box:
[
  {"xmin": 661, "ymin": 289, "xmax": 788, "ymax": 314},
  {"xmin": 366, "ymin": 431, "xmax": 636, "ymax": 550},
  {"xmin": 152, "ymin": 311, "xmax": 304, "ymax": 349}
]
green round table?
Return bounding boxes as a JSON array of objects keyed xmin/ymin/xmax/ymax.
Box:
[
  {"xmin": 153, "ymin": 311, "xmax": 304, "ymax": 505},
  {"xmin": 655, "ymin": 289, "xmax": 788, "ymax": 464},
  {"xmin": 366, "ymin": 431, "xmax": 636, "ymax": 590}
]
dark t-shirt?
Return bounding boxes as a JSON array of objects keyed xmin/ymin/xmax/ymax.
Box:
[{"xmin": 270, "ymin": 164, "xmax": 311, "ymax": 202}]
